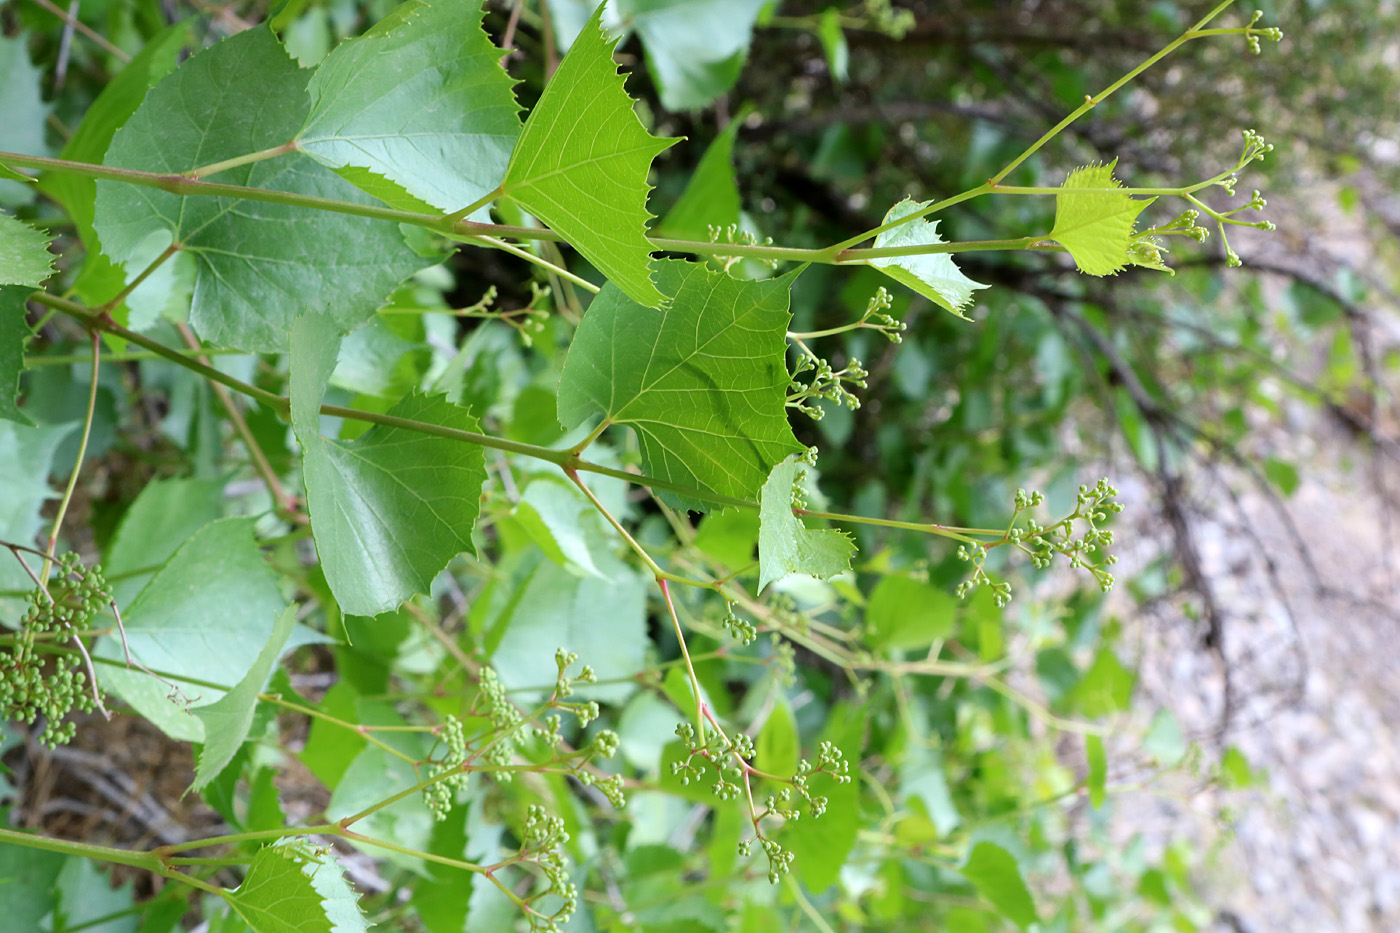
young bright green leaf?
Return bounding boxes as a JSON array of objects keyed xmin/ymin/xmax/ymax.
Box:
[
  {"xmin": 488, "ymin": 553, "xmax": 647, "ymax": 706},
  {"xmin": 1050, "ymin": 162, "xmax": 1156, "ymax": 276},
  {"xmin": 656, "ymin": 116, "xmax": 743, "ymax": 240},
  {"xmin": 866, "ymin": 572, "xmax": 957, "ymax": 650},
  {"xmin": 960, "ymin": 841, "xmax": 1038, "ymax": 929},
  {"xmin": 757, "ymin": 456, "xmax": 855, "ymax": 593},
  {"xmin": 620, "ymin": 0, "xmax": 769, "ymax": 111},
  {"xmin": 501, "ymin": 6, "xmax": 676, "ymax": 308},
  {"xmin": 191, "ymin": 606, "xmax": 297, "ymax": 791},
  {"xmin": 95, "ymin": 28, "xmax": 424, "ymax": 351},
  {"xmin": 37, "ymin": 23, "xmax": 189, "ymax": 311},
  {"xmin": 0, "ymin": 211, "xmax": 53, "ymax": 287},
  {"xmin": 870, "ymin": 199, "xmax": 989, "ymax": 319},
  {"xmin": 1085, "ymin": 734, "xmax": 1107, "ymax": 808},
  {"xmin": 558, "ymin": 260, "xmax": 805, "ymax": 511},
  {"xmin": 94, "ymin": 518, "xmax": 312, "ymax": 743},
  {"xmin": 290, "ymin": 315, "xmax": 487, "ymax": 617},
  {"xmin": 224, "ymin": 845, "xmax": 367, "ymax": 933},
  {"xmin": 0, "ymin": 286, "xmax": 33, "ymax": 425},
  {"xmin": 298, "ymin": 0, "xmax": 520, "ymax": 215},
  {"xmin": 0, "ymin": 35, "xmax": 50, "ymax": 208}
]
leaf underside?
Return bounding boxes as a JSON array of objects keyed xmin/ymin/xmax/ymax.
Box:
[
  {"xmin": 870, "ymin": 198, "xmax": 988, "ymax": 318},
  {"xmin": 757, "ymin": 456, "xmax": 855, "ymax": 593}
]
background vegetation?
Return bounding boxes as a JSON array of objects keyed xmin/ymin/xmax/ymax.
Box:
[{"xmin": 2, "ymin": 0, "xmax": 1398, "ymax": 931}]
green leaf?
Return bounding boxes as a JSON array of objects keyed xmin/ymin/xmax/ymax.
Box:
[
  {"xmin": 192, "ymin": 606, "xmax": 297, "ymax": 791},
  {"xmin": 0, "ymin": 842, "xmax": 64, "ymax": 928},
  {"xmin": 1049, "ymin": 161, "xmax": 1155, "ymax": 276},
  {"xmin": 37, "ymin": 23, "xmax": 189, "ymax": 311},
  {"xmin": 1264, "ymin": 456, "xmax": 1300, "ymax": 496},
  {"xmin": 95, "ymin": 27, "xmax": 424, "ymax": 352},
  {"xmin": 755, "ymin": 698, "xmax": 799, "ymax": 776},
  {"xmin": 960, "ymin": 841, "xmax": 1038, "ymax": 929},
  {"xmin": 103, "ymin": 476, "xmax": 226, "ymax": 606},
  {"xmin": 557, "ymin": 260, "xmax": 804, "ymax": 510},
  {"xmin": 224, "ymin": 845, "xmax": 367, "ymax": 933},
  {"xmin": 757, "ymin": 456, "xmax": 854, "ymax": 593},
  {"xmin": 1085, "ymin": 734, "xmax": 1106, "ymax": 808},
  {"xmin": 870, "ymin": 199, "xmax": 988, "ymax": 318},
  {"xmin": 621, "ymin": 0, "xmax": 768, "ymax": 111},
  {"xmin": 0, "ymin": 420, "xmax": 74, "ymax": 617},
  {"xmin": 488, "ymin": 554, "xmax": 647, "ymax": 706},
  {"xmin": 866, "ymin": 572, "xmax": 958, "ymax": 650},
  {"xmin": 657, "ymin": 116, "xmax": 743, "ymax": 240},
  {"xmin": 501, "ymin": 6, "xmax": 676, "ymax": 308},
  {"xmin": 298, "ymin": 0, "xmax": 520, "ymax": 215},
  {"xmin": 54, "ymin": 858, "xmax": 136, "ymax": 933},
  {"xmin": 0, "ymin": 34, "xmax": 50, "ymax": 208},
  {"xmin": 818, "ymin": 9, "xmax": 850, "ymax": 83},
  {"xmin": 290, "ymin": 314, "xmax": 488, "ymax": 616},
  {"xmin": 512, "ymin": 478, "xmax": 610, "ymax": 579},
  {"xmin": 94, "ymin": 518, "xmax": 314, "ymax": 743},
  {"xmin": 1069, "ymin": 647, "xmax": 1135, "ymax": 717},
  {"xmin": 0, "ymin": 286, "xmax": 33, "ymax": 425},
  {"xmin": 0, "ymin": 211, "xmax": 53, "ymax": 287}
]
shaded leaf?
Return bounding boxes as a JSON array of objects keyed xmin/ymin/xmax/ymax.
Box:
[
  {"xmin": 757, "ymin": 455, "xmax": 854, "ymax": 593},
  {"xmin": 0, "ymin": 35, "xmax": 50, "ymax": 207},
  {"xmin": 37, "ymin": 23, "xmax": 189, "ymax": 312},
  {"xmin": 0, "ymin": 211, "xmax": 53, "ymax": 287},
  {"xmin": 102, "ymin": 476, "xmax": 226, "ymax": 606},
  {"xmin": 870, "ymin": 199, "xmax": 988, "ymax": 318},
  {"xmin": 656, "ymin": 116, "xmax": 742, "ymax": 240},
  {"xmin": 621, "ymin": 0, "xmax": 768, "ymax": 111},
  {"xmin": 960, "ymin": 841, "xmax": 1038, "ymax": 929},
  {"xmin": 1086, "ymin": 734, "xmax": 1106, "ymax": 808},
  {"xmin": 501, "ymin": 6, "xmax": 676, "ymax": 307},
  {"xmin": 299, "ymin": 0, "xmax": 520, "ymax": 215},
  {"xmin": 192, "ymin": 606, "xmax": 297, "ymax": 791},
  {"xmin": 95, "ymin": 28, "xmax": 423, "ymax": 352},
  {"xmin": 1050, "ymin": 162, "xmax": 1155, "ymax": 276},
  {"xmin": 755, "ymin": 698, "xmax": 799, "ymax": 776},
  {"xmin": 0, "ymin": 420, "xmax": 74, "ymax": 617},
  {"xmin": 1069, "ymin": 647, "xmax": 1135, "ymax": 717},
  {"xmin": 558, "ymin": 260, "xmax": 804, "ymax": 511},
  {"xmin": 0, "ymin": 286, "xmax": 33, "ymax": 425},
  {"xmin": 290, "ymin": 315, "xmax": 487, "ymax": 617},
  {"xmin": 224, "ymin": 845, "xmax": 366, "ymax": 933}
]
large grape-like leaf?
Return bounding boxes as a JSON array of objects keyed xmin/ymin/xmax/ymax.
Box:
[
  {"xmin": 224, "ymin": 845, "xmax": 367, "ymax": 933},
  {"xmin": 1049, "ymin": 162, "xmax": 1156, "ymax": 276},
  {"xmin": 557, "ymin": 260, "xmax": 804, "ymax": 510},
  {"xmin": 757, "ymin": 456, "xmax": 854, "ymax": 593},
  {"xmin": 0, "ymin": 210, "xmax": 53, "ymax": 287},
  {"xmin": 620, "ymin": 0, "xmax": 769, "ymax": 111},
  {"xmin": 290, "ymin": 315, "xmax": 488, "ymax": 617},
  {"xmin": 298, "ymin": 0, "xmax": 520, "ymax": 215},
  {"xmin": 94, "ymin": 27, "xmax": 423, "ymax": 351},
  {"xmin": 191, "ymin": 606, "xmax": 296, "ymax": 791},
  {"xmin": 37, "ymin": 23, "xmax": 189, "ymax": 312},
  {"xmin": 870, "ymin": 199, "xmax": 988, "ymax": 319},
  {"xmin": 1, "ymin": 285, "xmax": 33, "ymax": 425},
  {"xmin": 501, "ymin": 6, "xmax": 676, "ymax": 308},
  {"xmin": 94, "ymin": 518, "xmax": 321, "ymax": 743}
]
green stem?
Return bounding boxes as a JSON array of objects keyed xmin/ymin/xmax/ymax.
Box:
[
  {"xmin": 186, "ymin": 141, "xmax": 298, "ymax": 179},
  {"xmin": 42, "ymin": 330, "xmax": 100, "ymax": 583},
  {"xmin": 100, "ymin": 243, "xmax": 177, "ymax": 313},
  {"xmin": 659, "ymin": 578, "xmax": 708, "ymax": 740},
  {"xmin": 25, "ymin": 346, "xmax": 249, "ymax": 366},
  {"xmin": 447, "ymin": 185, "xmax": 503, "ymax": 223},
  {"xmin": 841, "ymin": 235, "xmax": 1050, "ymax": 262},
  {"xmin": 988, "ymin": 0, "xmax": 1238, "ymax": 186}
]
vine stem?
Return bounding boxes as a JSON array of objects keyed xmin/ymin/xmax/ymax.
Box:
[
  {"xmin": 659, "ymin": 577, "xmax": 709, "ymax": 741},
  {"xmin": 185, "ymin": 141, "xmax": 298, "ymax": 179},
  {"xmin": 42, "ymin": 329, "xmax": 100, "ymax": 584},
  {"xmin": 823, "ymin": 0, "xmax": 1244, "ymax": 251}
]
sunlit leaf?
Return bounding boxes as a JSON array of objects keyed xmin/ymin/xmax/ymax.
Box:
[
  {"xmin": 960, "ymin": 841, "xmax": 1038, "ymax": 929},
  {"xmin": 1050, "ymin": 161, "xmax": 1155, "ymax": 276},
  {"xmin": 224, "ymin": 845, "xmax": 367, "ymax": 933},
  {"xmin": 757, "ymin": 455, "xmax": 854, "ymax": 593},
  {"xmin": 870, "ymin": 198, "xmax": 988, "ymax": 318}
]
